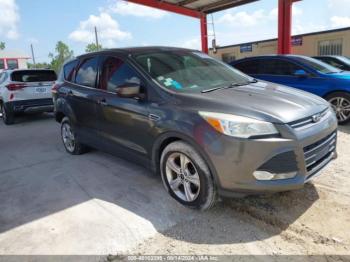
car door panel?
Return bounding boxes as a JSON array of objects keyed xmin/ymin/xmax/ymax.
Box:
[
  {"xmin": 66, "ymin": 56, "xmax": 101, "ymax": 144},
  {"xmin": 95, "ymin": 55, "xmax": 154, "ymax": 160}
]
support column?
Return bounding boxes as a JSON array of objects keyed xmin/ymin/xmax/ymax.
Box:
[
  {"xmin": 200, "ymin": 14, "xmax": 208, "ymax": 54},
  {"xmin": 278, "ymin": 0, "xmax": 293, "ymax": 54}
]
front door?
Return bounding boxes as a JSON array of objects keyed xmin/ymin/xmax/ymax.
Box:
[
  {"xmin": 253, "ymin": 58, "xmax": 327, "ymax": 95},
  {"xmin": 95, "ymin": 55, "xmax": 154, "ymax": 162}
]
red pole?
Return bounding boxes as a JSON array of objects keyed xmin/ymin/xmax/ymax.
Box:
[
  {"xmin": 201, "ymin": 14, "xmax": 208, "ymax": 54},
  {"xmin": 278, "ymin": 0, "xmax": 293, "ymax": 54}
]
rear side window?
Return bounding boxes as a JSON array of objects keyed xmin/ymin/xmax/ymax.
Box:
[
  {"xmin": 0, "ymin": 59, "xmax": 4, "ymax": 70},
  {"xmin": 11, "ymin": 70, "xmax": 57, "ymax": 82},
  {"xmin": 7, "ymin": 59, "xmax": 18, "ymax": 70},
  {"xmin": 234, "ymin": 60, "xmax": 260, "ymax": 74},
  {"xmin": 259, "ymin": 59, "xmax": 302, "ymax": 75},
  {"xmin": 100, "ymin": 56, "xmax": 141, "ymax": 93},
  {"xmin": 63, "ymin": 59, "xmax": 78, "ymax": 81},
  {"xmin": 75, "ymin": 57, "xmax": 99, "ymax": 88}
]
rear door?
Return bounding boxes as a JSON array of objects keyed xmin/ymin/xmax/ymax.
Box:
[
  {"xmin": 10, "ymin": 70, "xmax": 57, "ymax": 101},
  {"xmin": 64, "ymin": 56, "xmax": 101, "ymax": 142},
  {"xmin": 94, "ymin": 55, "xmax": 153, "ymax": 160}
]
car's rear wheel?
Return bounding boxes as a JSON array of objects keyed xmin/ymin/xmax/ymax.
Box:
[
  {"xmin": 160, "ymin": 141, "xmax": 217, "ymax": 210},
  {"xmin": 326, "ymin": 92, "xmax": 350, "ymax": 125},
  {"xmin": 0, "ymin": 103, "xmax": 15, "ymax": 125},
  {"xmin": 61, "ymin": 117, "xmax": 87, "ymax": 155}
]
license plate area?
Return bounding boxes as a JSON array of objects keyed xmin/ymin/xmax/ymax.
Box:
[{"xmin": 35, "ymin": 87, "xmax": 47, "ymax": 93}]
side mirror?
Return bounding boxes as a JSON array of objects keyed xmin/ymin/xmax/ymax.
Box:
[
  {"xmin": 294, "ymin": 69, "xmax": 308, "ymax": 78},
  {"xmin": 117, "ymin": 83, "xmax": 142, "ymax": 99}
]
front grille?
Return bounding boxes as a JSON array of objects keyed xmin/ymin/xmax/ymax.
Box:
[
  {"xmin": 304, "ymin": 131, "xmax": 337, "ymax": 178},
  {"xmin": 289, "ymin": 109, "xmax": 329, "ymax": 129}
]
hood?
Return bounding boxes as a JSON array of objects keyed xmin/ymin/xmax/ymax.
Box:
[
  {"xmin": 176, "ymin": 81, "xmax": 329, "ymax": 124},
  {"xmin": 324, "ymin": 71, "xmax": 350, "ymax": 80}
]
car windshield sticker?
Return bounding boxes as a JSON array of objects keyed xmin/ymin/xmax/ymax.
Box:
[{"xmin": 159, "ymin": 77, "xmax": 183, "ymax": 89}]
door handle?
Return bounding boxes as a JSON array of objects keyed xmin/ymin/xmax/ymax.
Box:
[
  {"xmin": 97, "ymin": 98, "xmax": 108, "ymax": 106},
  {"xmin": 148, "ymin": 114, "xmax": 161, "ymax": 121}
]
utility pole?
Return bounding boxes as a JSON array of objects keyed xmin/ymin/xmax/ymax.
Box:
[
  {"xmin": 94, "ymin": 26, "xmax": 99, "ymax": 50},
  {"xmin": 30, "ymin": 44, "xmax": 36, "ymax": 68}
]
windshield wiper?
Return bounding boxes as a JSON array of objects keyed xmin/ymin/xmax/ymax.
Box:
[{"xmin": 201, "ymin": 81, "xmax": 253, "ymax": 93}]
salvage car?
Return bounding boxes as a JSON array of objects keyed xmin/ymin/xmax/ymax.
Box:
[{"xmin": 53, "ymin": 47, "xmax": 338, "ymax": 210}]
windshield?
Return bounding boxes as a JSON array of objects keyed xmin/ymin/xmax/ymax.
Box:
[
  {"xmin": 337, "ymin": 56, "xmax": 350, "ymax": 65},
  {"xmin": 297, "ymin": 56, "xmax": 341, "ymax": 74},
  {"xmin": 133, "ymin": 50, "xmax": 251, "ymax": 93}
]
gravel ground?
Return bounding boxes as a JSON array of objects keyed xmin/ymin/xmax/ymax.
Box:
[{"xmin": 121, "ymin": 125, "xmax": 350, "ymax": 256}]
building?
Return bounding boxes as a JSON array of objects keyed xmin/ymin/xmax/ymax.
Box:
[
  {"xmin": 0, "ymin": 50, "xmax": 30, "ymax": 71},
  {"xmin": 210, "ymin": 27, "xmax": 350, "ymax": 63}
]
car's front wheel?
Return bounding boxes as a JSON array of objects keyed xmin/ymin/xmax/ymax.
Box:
[
  {"xmin": 61, "ymin": 117, "xmax": 87, "ymax": 155},
  {"xmin": 160, "ymin": 141, "xmax": 217, "ymax": 210},
  {"xmin": 326, "ymin": 92, "xmax": 350, "ymax": 125},
  {"xmin": 0, "ymin": 103, "xmax": 14, "ymax": 125}
]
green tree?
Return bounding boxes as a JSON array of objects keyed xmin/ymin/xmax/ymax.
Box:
[
  {"xmin": 49, "ymin": 41, "xmax": 74, "ymax": 73},
  {"xmin": 27, "ymin": 62, "xmax": 51, "ymax": 69},
  {"xmin": 85, "ymin": 43, "xmax": 102, "ymax": 53},
  {"xmin": 0, "ymin": 42, "xmax": 5, "ymax": 50}
]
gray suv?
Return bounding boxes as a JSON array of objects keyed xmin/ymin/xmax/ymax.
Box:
[{"xmin": 53, "ymin": 47, "xmax": 338, "ymax": 210}]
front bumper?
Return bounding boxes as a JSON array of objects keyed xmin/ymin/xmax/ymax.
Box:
[
  {"xmin": 200, "ymin": 110, "xmax": 338, "ymax": 196},
  {"xmin": 6, "ymin": 99, "xmax": 54, "ymax": 114}
]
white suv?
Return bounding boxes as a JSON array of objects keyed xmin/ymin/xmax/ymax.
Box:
[{"xmin": 0, "ymin": 69, "xmax": 57, "ymax": 125}]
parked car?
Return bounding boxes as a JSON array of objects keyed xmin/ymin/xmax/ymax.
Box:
[
  {"xmin": 53, "ymin": 47, "xmax": 337, "ymax": 210},
  {"xmin": 313, "ymin": 55, "xmax": 350, "ymax": 71},
  {"xmin": 0, "ymin": 69, "xmax": 57, "ymax": 125},
  {"xmin": 230, "ymin": 55, "xmax": 350, "ymax": 124}
]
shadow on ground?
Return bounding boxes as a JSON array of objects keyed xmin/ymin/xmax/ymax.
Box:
[
  {"xmin": 0, "ymin": 116, "xmax": 319, "ymax": 250},
  {"xmin": 338, "ymin": 124, "xmax": 350, "ymax": 134}
]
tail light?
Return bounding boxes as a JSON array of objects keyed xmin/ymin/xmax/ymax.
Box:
[
  {"xmin": 6, "ymin": 83, "xmax": 28, "ymax": 91},
  {"xmin": 51, "ymin": 83, "xmax": 61, "ymax": 94}
]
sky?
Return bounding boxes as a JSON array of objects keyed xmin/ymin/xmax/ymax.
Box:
[{"xmin": 0, "ymin": 0, "xmax": 350, "ymax": 63}]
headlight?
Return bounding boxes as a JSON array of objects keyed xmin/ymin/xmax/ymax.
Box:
[{"xmin": 199, "ymin": 111, "xmax": 279, "ymax": 138}]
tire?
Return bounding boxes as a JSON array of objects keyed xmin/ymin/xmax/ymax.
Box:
[
  {"xmin": 326, "ymin": 92, "xmax": 350, "ymax": 125},
  {"xmin": 1, "ymin": 102, "xmax": 15, "ymax": 125},
  {"xmin": 160, "ymin": 141, "xmax": 217, "ymax": 210},
  {"xmin": 61, "ymin": 117, "xmax": 88, "ymax": 155}
]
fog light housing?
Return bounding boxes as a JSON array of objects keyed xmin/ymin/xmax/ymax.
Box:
[{"xmin": 253, "ymin": 171, "xmax": 297, "ymax": 181}]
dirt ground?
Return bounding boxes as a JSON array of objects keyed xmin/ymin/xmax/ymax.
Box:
[{"xmin": 122, "ymin": 125, "xmax": 350, "ymax": 257}]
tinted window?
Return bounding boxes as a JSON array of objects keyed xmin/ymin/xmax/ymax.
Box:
[
  {"xmin": 11, "ymin": 70, "xmax": 57, "ymax": 82},
  {"xmin": 134, "ymin": 51, "xmax": 250, "ymax": 93},
  {"xmin": 64, "ymin": 59, "xmax": 78, "ymax": 81},
  {"xmin": 295, "ymin": 56, "xmax": 340, "ymax": 74},
  {"xmin": 0, "ymin": 59, "xmax": 4, "ymax": 70},
  {"xmin": 259, "ymin": 59, "xmax": 302, "ymax": 75},
  {"xmin": 75, "ymin": 57, "xmax": 99, "ymax": 88},
  {"xmin": 100, "ymin": 56, "xmax": 141, "ymax": 92},
  {"xmin": 7, "ymin": 59, "xmax": 18, "ymax": 70},
  {"xmin": 234, "ymin": 60, "xmax": 259, "ymax": 74}
]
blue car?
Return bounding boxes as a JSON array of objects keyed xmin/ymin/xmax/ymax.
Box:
[{"xmin": 231, "ymin": 55, "xmax": 350, "ymax": 124}]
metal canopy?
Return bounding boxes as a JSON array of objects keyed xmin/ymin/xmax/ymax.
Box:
[
  {"xmin": 160, "ymin": 0, "xmax": 259, "ymax": 14},
  {"xmin": 126, "ymin": 0, "xmax": 300, "ymax": 54}
]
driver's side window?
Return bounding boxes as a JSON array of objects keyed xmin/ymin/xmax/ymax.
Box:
[{"xmin": 100, "ymin": 56, "xmax": 141, "ymax": 93}]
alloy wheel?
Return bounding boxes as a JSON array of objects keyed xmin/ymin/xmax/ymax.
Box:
[
  {"xmin": 329, "ymin": 96, "xmax": 350, "ymax": 122},
  {"xmin": 165, "ymin": 152, "xmax": 201, "ymax": 202},
  {"xmin": 62, "ymin": 122, "xmax": 76, "ymax": 152}
]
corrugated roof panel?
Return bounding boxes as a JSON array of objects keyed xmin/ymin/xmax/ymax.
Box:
[{"xmin": 155, "ymin": 0, "xmax": 259, "ymax": 13}]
